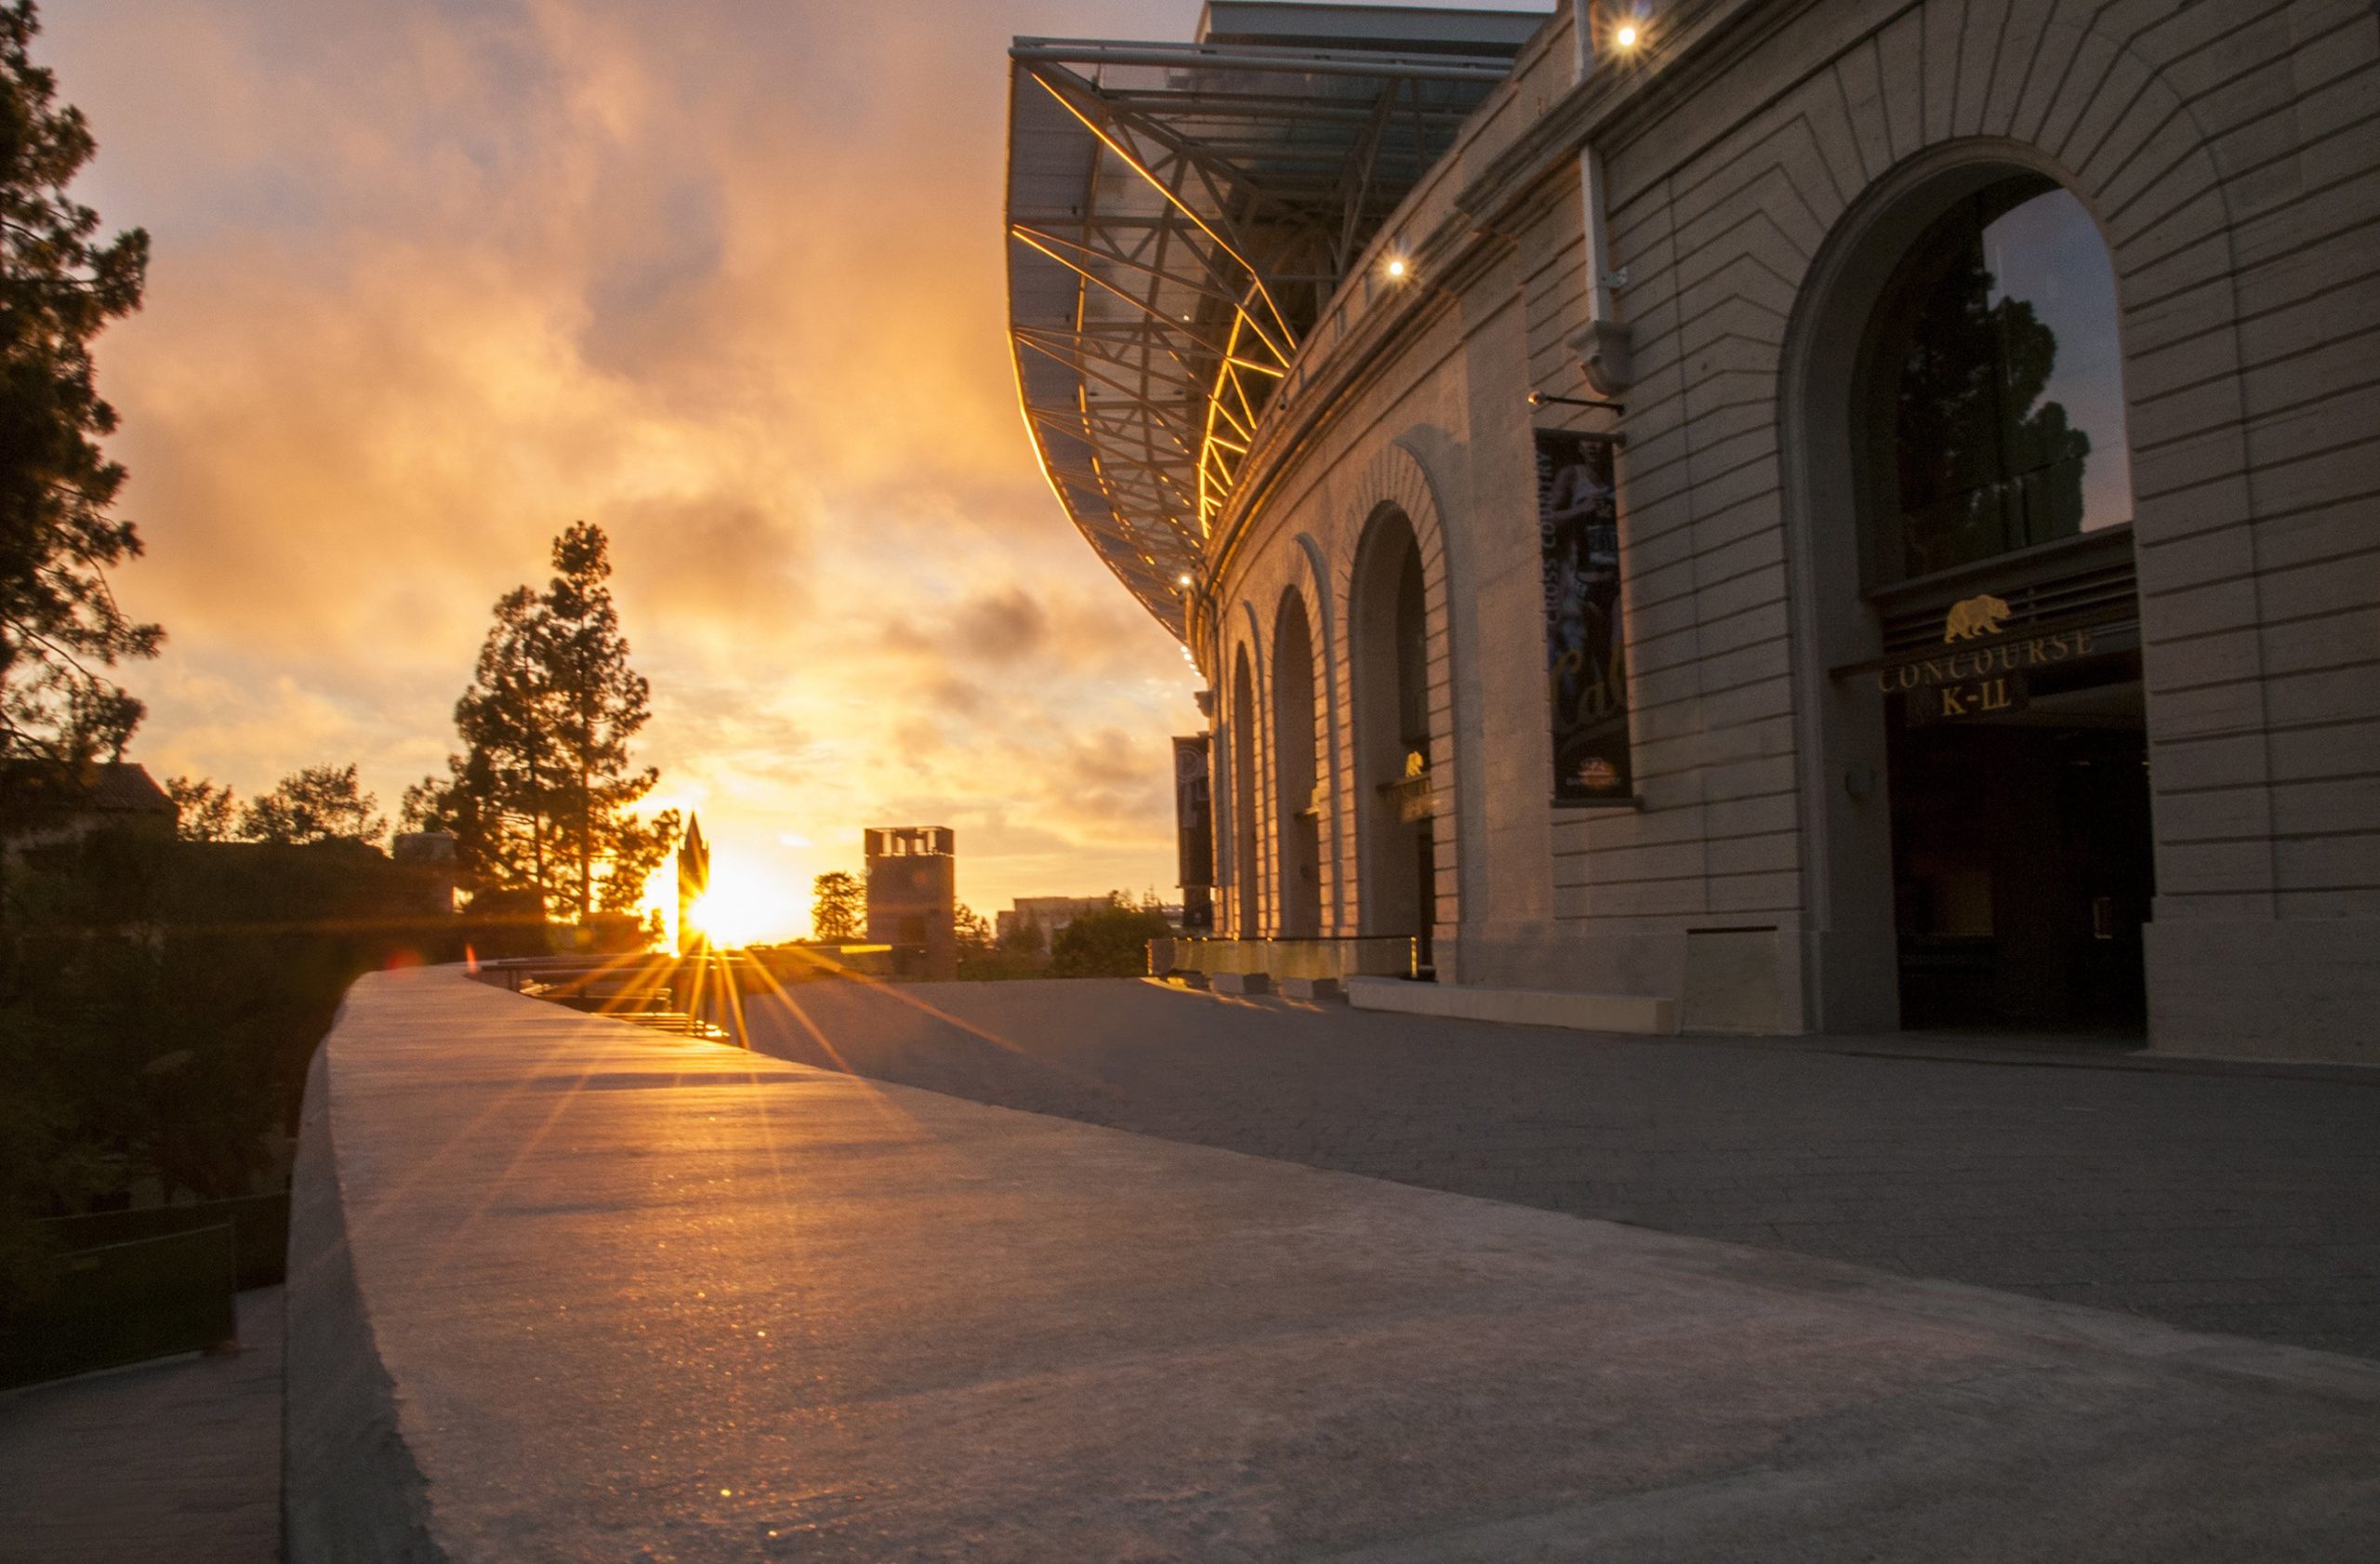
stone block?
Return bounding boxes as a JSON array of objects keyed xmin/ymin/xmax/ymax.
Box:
[
  {"xmin": 1212, "ymin": 971, "xmax": 1272, "ymax": 997},
  {"xmin": 1278, "ymin": 976, "xmax": 1343, "ymax": 1002},
  {"xmin": 2147, "ymin": 916, "xmax": 2380, "ymax": 1063},
  {"xmin": 1347, "ymin": 976, "xmax": 1679, "ymax": 1036},
  {"xmin": 1682, "ymin": 927, "xmax": 1785, "ymax": 1033}
]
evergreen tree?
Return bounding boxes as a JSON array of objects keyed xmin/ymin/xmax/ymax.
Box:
[
  {"xmin": 407, "ymin": 524, "xmax": 675, "ymax": 921},
  {"xmin": 0, "ymin": 1, "xmax": 156, "ymax": 768},
  {"xmin": 451, "ymin": 584, "xmax": 552, "ymax": 891},
  {"xmin": 811, "ymin": 871, "xmax": 862, "ymax": 942},
  {"xmin": 540, "ymin": 523, "xmax": 672, "ymax": 919}
]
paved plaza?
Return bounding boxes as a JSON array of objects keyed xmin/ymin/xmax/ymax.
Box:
[
  {"xmin": 734, "ymin": 976, "xmax": 2380, "ymax": 1360},
  {"xmin": 0, "ymin": 1287, "xmax": 282, "ymax": 1564},
  {"xmin": 280, "ymin": 970, "xmax": 2380, "ymax": 1561}
]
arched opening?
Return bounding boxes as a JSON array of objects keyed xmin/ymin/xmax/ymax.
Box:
[
  {"xmin": 1230, "ymin": 645, "xmax": 1261, "ymax": 937},
  {"xmin": 1350, "ymin": 507, "xmax": 1435, "ymax": 973},
  {"xmin": 1789, "ymin": 157, "xmax": 2149, "ymax": 1036},
  {"xmin": 1272, "ymin": 589, "xmax": 1322, "ymax": 937}
]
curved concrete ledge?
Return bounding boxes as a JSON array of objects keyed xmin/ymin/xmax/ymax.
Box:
[
  {"xmin": 288, "ymin": 967, "xmax": 2380, "ymax": 1561},
  {"xmin": 284, "ymin": 1038, "xmax": 445, "ymax": 1564}
]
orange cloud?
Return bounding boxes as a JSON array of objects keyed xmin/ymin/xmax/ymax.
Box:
[{"xmin": 46, "ymin": 0, "xmax": 1216, "ymax": 935}]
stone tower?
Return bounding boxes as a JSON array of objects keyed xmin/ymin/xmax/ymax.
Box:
[{"xmin": 676, "ymin": 814, "xmax": 709, "ymax": 954}]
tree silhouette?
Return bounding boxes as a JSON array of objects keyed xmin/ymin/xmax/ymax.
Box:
[
  {"xmin": 164, "ymin": 775, "xmax": 236, "ymax": 842},
  {"xmin": 237, "ymin": 763, "xmax": 386, "ymax": 846},
  {"xmin": 405, "ymin": 524, "xmax": 676, "ymax": 921},
  {"xmin": 999, "ymin": 910, "xmax": 1045, "ymax": 954},
  {"xmin": 1885, "ymin": 192, "xmax": 2091, "ymax": 577},
  {"xmin": 1049, "ymin": 897, "xmax": 1170, "ymax": 977},
  {"xmin": 540, "ymin": 524, "xmax": 673, "ymax": 920},
  {"xmin": 811, "ymin": 871, "xmax": 862, "ymax": 943},
  {"xmin": 0, "ymin": 2, "xmax": 156, "ymax": 770}
]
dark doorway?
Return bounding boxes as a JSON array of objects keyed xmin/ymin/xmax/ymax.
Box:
[
  {"xmin": 1273, "ymin": 590, "xmax": 1322, "ymax": 938},
  {"xmin": 1351, "ymin": 509, "xmax": 1436, "ymax": 975},
  {"xmin": 1231, "ymin": 648, "xmax": 1261, "ymax": 937},
  {"xmin": 1887, "ymin": 656, "xmax": 2152, "ymax": 1033}
]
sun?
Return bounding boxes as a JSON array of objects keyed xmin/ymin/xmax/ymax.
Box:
[
  {"xmin": 675, "ymin": 856, "xmax": 799, "ymax": 949},
  {"xmin": 682, "ymin": 887, "xmax": 763, "ymax": 949}
]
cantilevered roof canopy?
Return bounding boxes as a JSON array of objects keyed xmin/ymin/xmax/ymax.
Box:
[{"xmin": 1006, "ymin": 5, "xmax": 1539, "ymax": 638}]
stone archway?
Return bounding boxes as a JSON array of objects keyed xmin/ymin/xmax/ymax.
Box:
[
  {"xmin": 1229, "ymin": 643, "xmax": 1262, "ymax": 938},
  {"xmin": 1782, "ymin": 145, "xmax": 2150, "ymax": 1034},
  {"xmin": 1272, "ymin": 588, "xmax": 1322, "ymax": 938},
  {"xmin": 1348, "ymin": 506, "xmax": 1435, "ymax": 968}
]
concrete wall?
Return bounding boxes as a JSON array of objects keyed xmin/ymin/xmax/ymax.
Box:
[
  {"xmin": 284, "ymin": 1043, "xmax": 447, "ymax": 1563},
  {"xmin": 1205, "ymin": 0, "xmax": 2380, "ymax": 1059}
]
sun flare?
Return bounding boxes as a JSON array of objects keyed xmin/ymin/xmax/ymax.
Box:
[{"xmin": 678, "ymin": 860, "xmax": 799, "ymax": 949}]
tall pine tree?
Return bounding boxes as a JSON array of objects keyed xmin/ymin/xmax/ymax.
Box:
[
  {"xmin": 0, "ymin": 0, "xmax": 156, "ymax": 768},
  {"xmin": 405, "ymin": 524, "xmax": 676, "ymax": 923},
  {"xmin": 541, "ymin": 523, "xmax": 673, "ymax": 921}
]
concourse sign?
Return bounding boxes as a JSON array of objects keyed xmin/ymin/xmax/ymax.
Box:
[
  {"xmin": 1908, "ymin": 669, "xmax": 2027, "ymax": 725},
  {"xmin": 1843, "ymin": 590, "xmax": 2134, "ymax": 726}
]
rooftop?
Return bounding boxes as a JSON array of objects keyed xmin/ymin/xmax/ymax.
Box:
[{"xmin": 1005, "ymin": 3, "xmax": 1545, "ymax": 635}]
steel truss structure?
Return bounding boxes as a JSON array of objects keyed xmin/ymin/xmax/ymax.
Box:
[{"xmin": 1006, "ymin": 32, "xmax": 1519, "ymax": 638}]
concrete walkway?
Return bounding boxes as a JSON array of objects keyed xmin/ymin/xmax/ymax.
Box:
[
  {"xmin": 286, "ymin": 967, "xmax": 2380, "ymax": 1561},
  {"xmin": 0, "ymin": 1287, "xmax": 282, "ymax": 1564},
  {"xmin": 735, "ymin": 976, "xmax": 2380, "ymax": 1359}
]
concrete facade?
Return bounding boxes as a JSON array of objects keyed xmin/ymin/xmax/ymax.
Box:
[{"xmin": 1190, "ymin": 0, "xmax": 2380, "ymax": 1060}]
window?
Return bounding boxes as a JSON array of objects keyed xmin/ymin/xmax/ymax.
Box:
[{"xmin": 1863, "ymin": 178, "xmax": 2134, "ymax": 581}]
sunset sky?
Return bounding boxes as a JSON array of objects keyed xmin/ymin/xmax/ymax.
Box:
[{"xmin": 46, "ymin": 0, "xmax": 1545, "ymax": 942}]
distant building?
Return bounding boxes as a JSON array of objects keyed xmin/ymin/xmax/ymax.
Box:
[
  {"xmin": 390, "ymin": 830, "xmax": 460, "ymax": 915},
  {"xmin": 1, "ymin": 761, "xmax": 177, "ymax": 857},
  {"xmin": 995, "ymin": 896, "xmax": 1116, "ymax": 949},
  {"xmin": 865, "ymin": 827, "xmax": 956, "ymax": 979},
  {"xmin": 676, "ymin": 815, "xmax": 709, "ymax": 954}
]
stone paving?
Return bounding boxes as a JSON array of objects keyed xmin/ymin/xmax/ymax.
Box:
[
  {"xmin": 0, "ymin": 1286, "xmax": 282, "ymax": 1564},
  {"xmin": 283, "ymin": 970, "xmax": 2380, "ymax": 1561},
  {"xmin": 733, "ymin": 976, "xmax": 2380, "ymax": 1360}
]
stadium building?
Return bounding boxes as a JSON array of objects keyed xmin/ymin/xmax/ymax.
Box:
[{"xmin": 1004, "ymin": 1, "xmax": 2380, "ymax": 1060}]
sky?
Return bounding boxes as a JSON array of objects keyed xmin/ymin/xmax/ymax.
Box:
[
  {"xmin": 43, "ymin": 0, "xmax": 1244, "ymax": 942},
  {"xmin": 1980, "ymin": 187, "xmax": 2137, "ymax": 532},
  {"xmin": 46, "ymin": 0, "xmax": 1551, "ymax": 944}
]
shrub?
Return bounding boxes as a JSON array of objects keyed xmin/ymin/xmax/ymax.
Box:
[{"xmin": 1048, "ymin": 902, "xmax": 1172, "ymax": 979}]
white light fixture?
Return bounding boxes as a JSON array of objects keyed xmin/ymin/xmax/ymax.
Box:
[
  {"xmin": 1384, "ymin": 255, "xmax": 1410, "ymax": 281},
  {"xmin": 1614, "ymin": 21, "xmax": 1639, "ymax": 48},
  {"xmin": 1176, "ymin": 573, "xmax": 1195, "ymax": 587}
]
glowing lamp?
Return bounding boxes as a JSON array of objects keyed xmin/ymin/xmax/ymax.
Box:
[
  {"xmin": 1384, "ymin": 256, "xmax": 1409, "ymax": 281},
  {"xmin": 1614, "ymin": 22, "xmax": 1640, "ymax": 48},
  {"xmin": 1176, "ymin": 573, "xmax": 1195, "ymax": 587}
]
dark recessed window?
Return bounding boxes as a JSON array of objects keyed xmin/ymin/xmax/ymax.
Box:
[{"xmin": 1865, "ymin": 178, "xmax": 2134, "ymax": 580}]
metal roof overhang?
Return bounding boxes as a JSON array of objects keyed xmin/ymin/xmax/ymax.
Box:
[{"xmin": 1005, "ymin": 30, "xmax": 1523, "ymax": 640}]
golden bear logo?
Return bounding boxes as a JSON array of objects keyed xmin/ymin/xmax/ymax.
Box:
[{"xmin": 1943, "ymin": 593, "xmax": 2013, "ymax": 643}]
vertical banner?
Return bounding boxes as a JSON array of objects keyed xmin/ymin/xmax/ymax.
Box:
[
  {"xmin": 1172, "ymin": 735, "xmax": 1214, "ymax": 891},
  {"xmin": 1536, "ymin": 428, "xmax": 1633, "ymax": 802}
]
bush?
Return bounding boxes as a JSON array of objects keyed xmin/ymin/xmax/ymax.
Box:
[
  {"xmin": 953, "ymin": 948, "xmax": 1049, "ymax": 982},
  {"xmin": 0, "ymin": 830, "xmax": 542, "ymax": 1319},
  {"xmin": 1048, "ymin": 903, "xmax": 1172, "ymax": 979}
]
